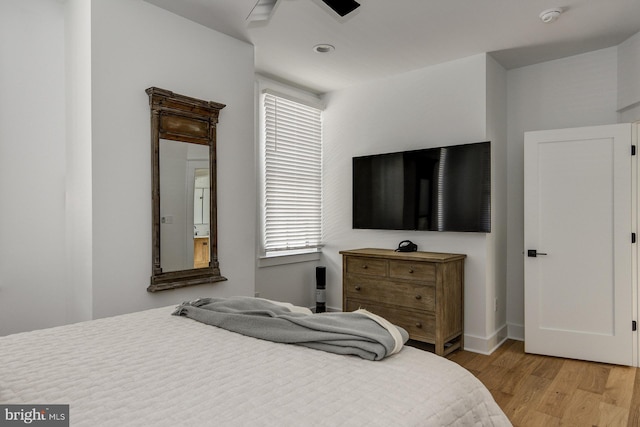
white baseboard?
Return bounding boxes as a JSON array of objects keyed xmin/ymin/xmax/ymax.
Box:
[
  {"xmin": 507, "ymin": 322, "xmax": 524, "ymax": 342},
  {"xmin": 464, "ymin": 324, "xmax": 509, "ymax": 355}
]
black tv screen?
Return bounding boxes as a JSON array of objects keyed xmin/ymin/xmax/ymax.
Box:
[{"xmin": 352, "ymin": 141, "xmax": 491, "ymax": 232}]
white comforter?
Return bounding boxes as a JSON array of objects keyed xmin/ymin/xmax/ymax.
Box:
[{"xmin": 0, "ymin": 306, "xmax": 511, "ymax": 426}]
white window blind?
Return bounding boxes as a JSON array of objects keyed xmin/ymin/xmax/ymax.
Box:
[{"xmin": 263, "ymin": 92, "xmax": 322, "ymax": 254}]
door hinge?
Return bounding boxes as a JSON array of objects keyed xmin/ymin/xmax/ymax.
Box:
[
  {"xmin": 633, "ymin": 321, "xmax": 637, "ymax": 331},
  {"xmin": 633, "ymin": 233, "xmax": 637, "ymax": 244},
  {"xmin": 633, "ymin": 145, "xmax": 637, "ymax": 156}
]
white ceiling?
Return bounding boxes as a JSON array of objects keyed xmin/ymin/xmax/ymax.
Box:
[{"xmin": 145, "ymin": 0, "xmax": 640, "ymax": 94}]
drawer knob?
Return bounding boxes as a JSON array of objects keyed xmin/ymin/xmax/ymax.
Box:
[
  {"xmin": 415, "ymin": 322, "xmax": 422, "ymax": 328},
  {"xmin": 408, "ymin": 268, "xmax": 414, "ymax": 273},
  {"xmin": 415, "ymin": 294, "xmax": 422, "ymax": 300},
  {"xmin": 355, "ymin": 286, "xmax": 361, "ymax": 291},
  {"xmin": 362, "ymin": 265, "xmax": 368, "ymax": 269}
]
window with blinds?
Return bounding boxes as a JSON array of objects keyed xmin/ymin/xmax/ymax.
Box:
[{"xmin": 263, "ymin": 92, "xmax": 323, "ymax": 255}]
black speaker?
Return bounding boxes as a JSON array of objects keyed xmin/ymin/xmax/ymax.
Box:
[{"xmin": 316, "ymin": 266, "xmax": 326, "ymax": 313}]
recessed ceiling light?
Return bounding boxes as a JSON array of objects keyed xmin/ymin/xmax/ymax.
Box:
[
  {"xmin": 313, "ymin": 44, "xmax": 335, "ymax": 54},
  {"xmin": 539, "ymin": 8, "xmax": 563, "ymax": 23}
]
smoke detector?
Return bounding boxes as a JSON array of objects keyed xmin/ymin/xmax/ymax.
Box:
[{"xmin": 539, "ymin": 8, "xmax": 563, "ymax": 23}]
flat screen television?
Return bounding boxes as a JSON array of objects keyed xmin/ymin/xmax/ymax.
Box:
[{"xmin": 352, "ymin": 141, "xmax": 491, "ymax": 232}]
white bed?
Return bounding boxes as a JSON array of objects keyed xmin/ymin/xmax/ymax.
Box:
[{"xmin": 0, "ymin": 305, "xmax": 511, "ymax": 426}]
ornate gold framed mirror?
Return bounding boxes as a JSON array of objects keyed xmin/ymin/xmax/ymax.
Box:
[{"xmin": 146, "ymin": 87, "xmax": 227, "ymax": 292}]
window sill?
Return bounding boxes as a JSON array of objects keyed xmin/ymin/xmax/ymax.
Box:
[{"xmin": 258, "ymin": 249, "xmax": 321, "ymax": 267}]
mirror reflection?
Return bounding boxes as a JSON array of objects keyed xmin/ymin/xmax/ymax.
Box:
[{"xmin": 159, "ymin": 139, "xmax": 210, "ymax": 272}]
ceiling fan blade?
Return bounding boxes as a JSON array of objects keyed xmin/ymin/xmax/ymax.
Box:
[
  {"xmin": 247, "ymin": 0, "xmax": 279, "ymax": 22},
  {"xmin": 321, "ymin": 0, "xmax": 360, "ymax": 17}
]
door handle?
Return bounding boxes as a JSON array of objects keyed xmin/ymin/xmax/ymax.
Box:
[{"xmin": 527, "ymin": 249, "xmax": 548, "ymax": 257}]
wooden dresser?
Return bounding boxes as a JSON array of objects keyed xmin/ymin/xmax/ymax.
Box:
[{"xmin": 340, "ymin": 248, "xmax": 465, "ymax": 356}]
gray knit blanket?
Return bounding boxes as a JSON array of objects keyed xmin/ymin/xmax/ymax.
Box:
[{"xmin": 172, "ymin": 297, "xmax": 409, "ymax": 361}]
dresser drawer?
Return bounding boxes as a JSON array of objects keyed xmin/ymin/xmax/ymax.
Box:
[
  {"xmin": 346, "ymin": 299, "xmax": 435, "ymax": 342},
  {"xmin": 344, "ymin": 276, "xmax": 435, "ymax": 311},
  {"xmin": 345, "ymin": 256, "xmax": 387, "ymax": 276},
  {"xmin": 389, "ymin": 260, "xmax": 436, "ymax": 282}
]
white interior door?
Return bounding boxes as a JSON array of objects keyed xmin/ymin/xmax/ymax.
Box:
[{"xmin": 524, "ymin": 123, "xmax": 634, "ymax": 366}]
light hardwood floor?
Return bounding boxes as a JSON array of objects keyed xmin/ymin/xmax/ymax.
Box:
[{"xmin": 446, "ymin": 340, "xmax": 640, "ymax": 426}]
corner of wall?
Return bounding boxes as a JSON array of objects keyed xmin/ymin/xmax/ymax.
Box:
[
  {"xmin": 484, "ymin": 52, "xmax": 509, "ymax": 342},
  {"xmin": 507, "ymin": 322, "xmax": 524, "ymax": 342},
  {"xmin": 618, "ymin": 30, "xmax": 640, "ymax": 112},
  {"xmin": 65, "ymin": 0, "xmax": 93, "ymax": 324},
  {"xmin": 464, "ymin": 324, "xmax": 509, "ymax": 355}
]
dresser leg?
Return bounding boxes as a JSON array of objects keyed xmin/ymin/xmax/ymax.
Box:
[{"xmin": 435, "ymin": 341, "xmax": 444, "ymax": 356}]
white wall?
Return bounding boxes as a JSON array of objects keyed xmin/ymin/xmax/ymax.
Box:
[
  {"xmin": 322, "ymin": 54, "xmax": 503, "ymax": 349},
  {"xmin": 618, "ymin": 31, "xmax": 640, "ymax": 123},
  {"xmin": 0, "ymin": 0, "xmax": 68, "ymax": 336},
  {"xmin": 0, "ymin": 0, "xmax": 256, "ymax": 335},
  {"xmin": 505, "ymin": 47, "xmax": 619, "ymax": 339},
  {"xmin": 90, "ymin": 0, "xmax": 256, "ymax": 318}
]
